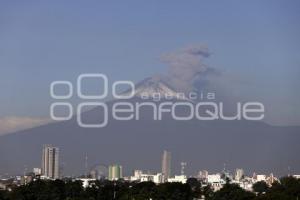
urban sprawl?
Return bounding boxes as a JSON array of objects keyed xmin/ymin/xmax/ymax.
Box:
[{"xmin": 1, "ymin": 145, "xmax": 299, "ymax": 194}]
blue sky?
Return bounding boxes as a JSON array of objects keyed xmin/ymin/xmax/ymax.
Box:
[{"xmin": 0, "ymin": 0, "xmax": 299, "ymax": 132}]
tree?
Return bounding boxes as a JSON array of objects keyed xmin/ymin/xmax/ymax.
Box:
[
  {"xmin": 130, "ymin": 181, "xmax": 157, "ymax": 200},
  {"xmin": 4, "ymin": 176, "xmax": 300, "ymax": 200},
  {"xmin": 253, "ymin": 177, "xmax": 300, "ymax": 200},
  {"xmin": 156, "ymin": 182, "xmax": 191, "ymax": 200},
  {"xmin": 186, "ymin": 178, "xmax": 202, "ymax": 198},
  {"xmin": 202, "ymin": 185, "xmax": 214, "ymax": 200},
  {"xmin": 280, "ymin": 176, "xmax": 300, "ymax": 197},
  {"xmin": 0, "ymin": 190, "xmax": 8, "ymax": 200},
  {"xmin": 253, "ymin": 181, "xmax": 268, "ymax": 195},
  {"xmin": 211, "ymin": 183, "xmax": 255, "ymax": 200},
  {"xmin": 64, "ymin": 180, "xmax": 84, "ymax": 199}
]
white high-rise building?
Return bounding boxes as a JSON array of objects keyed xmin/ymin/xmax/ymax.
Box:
[
  {"xmin": 41, "ymin": 145, "xmax": 60, "ymax": 179},
  {"xmin": 161, "ymin": 150, "xmax": 171, "ymax": 182},
  {"xmin": 198, "ymin": 170, "xmax": 209, "ymax": 179},
  {"xmin": 235, "ymin": 168, "xmax": 244, "ymax": 181},
  {"xmin": 133, "ymin": 170, "xmax": 143, "ymax": 179},
  {"xmin": 33, "ymin": 168, "xmax": 41, "ymax": 176}
]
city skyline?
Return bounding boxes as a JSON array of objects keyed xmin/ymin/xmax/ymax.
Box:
[
  {"xmin": 5, "ymin": 145, "xmax": 295, "ymax": 179},
  {"xmin": 1, "ymin": 145, "xmax": 298, "ymax": 191},
  {"xmin": 1, "ymin": 143, "xmax": 300, "ymax": 200}
]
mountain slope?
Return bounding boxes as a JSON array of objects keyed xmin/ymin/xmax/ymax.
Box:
[{"xmin": 0, "ymin": 77, "xmax": 299, "ymax": 177}]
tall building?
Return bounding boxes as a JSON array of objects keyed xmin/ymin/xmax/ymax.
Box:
[
  {"xmin": 133, "ymin": 170, "xmax": 143, "ymax": 179},
  {"xmin": 234, "ymin": 168, "xmax": 244, "ymax": 181},
  {"xmin": 198, "ymin": 170, "xmax": 209, "ymax": 180},
  {"xmin": 161, "ymin": 150, "xmax": 171, "ymax": 182},
  {"xmin": 33, "ymin": 168, "xmax": 41, "ymax": 176},
  {"xmin": 41, "ymin": 145, "xmax": 60, "ymax": 179},
  {"xmin": 108, "ymin": 164, "xmax": 123, "ymax": 180}
]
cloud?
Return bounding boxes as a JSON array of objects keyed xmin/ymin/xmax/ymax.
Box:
[
  {"xmin": 0, "ymin": 117, "xmax": 52, "ymax": 136},
  {"xmin": 160, "ymin": 44, "xmax": 218, "ymax": 92}
]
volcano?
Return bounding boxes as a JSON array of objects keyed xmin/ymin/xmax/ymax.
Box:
[{"xmin": 0, "ymin": 76, "xmax": 299, "ymax": 177}]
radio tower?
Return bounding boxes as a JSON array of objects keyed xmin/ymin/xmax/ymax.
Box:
[
  {"xmin": 223, "ymin": 163, "xmax": 227, "ymax": 173},
  {"xmin": 85, "ymin": 154, "xmax": 88, "ymax": 178},
  {"xmin": 181, "ymin": 162, "xmax": 187, "ymax": 175},
  {"xmin": 23, "ymin": 165, "xmax": 28, "ymax": 176}
]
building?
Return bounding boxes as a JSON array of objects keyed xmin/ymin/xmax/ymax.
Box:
[
  {"xmin": 41, "ymin": 145, "xmax": 60, "ymax": 179},
  {"xmin": 256, "ymin": 175, "xmax": 267, "ymax": 182},
  {"xmin": 198, "ymin": 170, "xmax": 209, "ymax": 180},
  {"xmin": 130, "ymin": 170, "xmax": 143, "ymax": 181},
  {"xmin": 134, "ymin": 170, "xmax": 143, "ymax": 179},
  {"xmin": 293, "ymin": 175, "xmax": 300, "ymax": 179},
  {"xmin": 77, "ymin": 178, "xmax": 96, "ymax": 188},
  {"xmin": 140, "ymin": 174, "xmax": 154, "ymax": 182},
  {"xmin": 153, "ymin": 173, "xmax": 163, "ymax": 184},
  {"xmin": 234, "ymin": 168, "xmax": 244, "ymax": 181},
  {"xmin": 266, "ymin": 173, "xmax": 276, "ymax": 185},
  {"xmin": 33, "ymin": 168, "xmax": 41, "ymax": 176},
  {"xmin": 89, "ymin": 165, "xmax": 108, "ymax": 180},
  {"xmin": 207, "ymin": 174, "xmax": 222, "ymax": 184},
  {"xmin": 207, "ymin": 174, "xmax": 225, "ymax": 191},
  {"xmin": 108, "ymin": 164, "xmax": 123, "ymax": 181},
  {"xmin": 131, "ymin": 171, "xmax": 163, "ymax": 184},
  {"xmin": 168, "ymin": 175, "xmax": 187, "ymax": 184},
  {"xmin": 161, "ymin": 150, "xmax": 171, "ymax": 182},
  {"xmin": 20, "ymin": 175, "xmax": 33, "ymax": 185},
  {"xmin": 0, "ymin": 182, "xmax": 7, "ymax": 190}
]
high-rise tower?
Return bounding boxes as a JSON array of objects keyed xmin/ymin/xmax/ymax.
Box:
[
  {"xmin": 108, "ymin": 164, "xmax": 123, "ymax": 181},
  {"xmin": 41, "ymin": 144, "xmax": 60, "ymax": 179},
  {"xmin": 161, "ymin": 150, "xmax": 171, "ymax": 182}
]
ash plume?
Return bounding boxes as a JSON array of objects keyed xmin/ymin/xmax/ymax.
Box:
[{"xmin": 160, "ymin": 45, "xmax": 218, "ymax": 92}]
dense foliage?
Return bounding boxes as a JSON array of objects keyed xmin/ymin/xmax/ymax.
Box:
[{"xmin": 0, "ymin": 176, "xmax": 299, "ymax": 200}]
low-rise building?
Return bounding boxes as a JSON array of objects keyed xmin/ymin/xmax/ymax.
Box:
[
  {"xmin": 168, "ymin": 175, "xmax": 187, "ymax": 184},
  {"xmin": 207, "ymin": 174, "xmax": 226, "ymax": 191}
]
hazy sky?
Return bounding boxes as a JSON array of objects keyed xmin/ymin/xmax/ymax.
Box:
[{"xmin": 0, "ymin": 0, "xmax": 299, "ymax": 132}]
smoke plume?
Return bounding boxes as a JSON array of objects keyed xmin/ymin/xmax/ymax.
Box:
[{"xmin": 161, "ymin": 45, "xmax": 218, "ymax": 92}]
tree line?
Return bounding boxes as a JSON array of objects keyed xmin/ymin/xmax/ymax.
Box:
[{"xmin": 0, "ymin": 176, "xmax": 299, "ymax": 200}]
